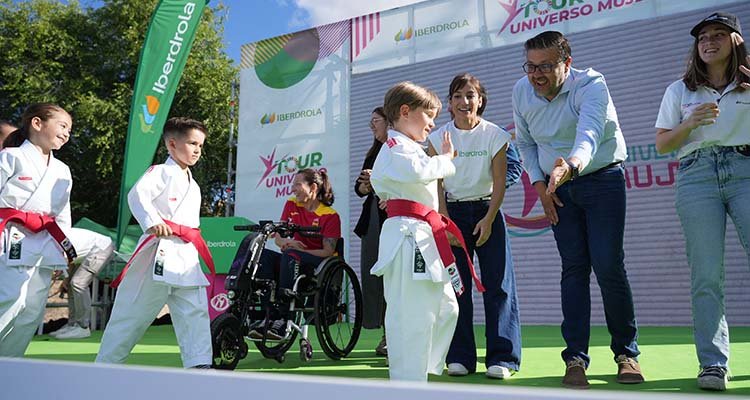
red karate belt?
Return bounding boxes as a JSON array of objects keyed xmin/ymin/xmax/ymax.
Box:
[
  {"xmin": 0, "ymin": 208, "xmax": 77, "ymax": 262},
  {"xmin": 111, "ymin": 220, "xmax": 215, "ymax": 288},
  {"xmin": 385, "ymin": 199, "xmax": 485, "ymax": 293}
]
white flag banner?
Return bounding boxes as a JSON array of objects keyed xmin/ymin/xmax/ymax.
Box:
[{"xmin": 352, "ymin": 0, "xmax": 741, "ymax": 74}]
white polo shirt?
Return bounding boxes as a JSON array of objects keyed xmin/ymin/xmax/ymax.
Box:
[
  {"xmin": 428, "ymin": 119, "xmax": 510, "ymax": 201},
  {"xmin": 655, "ymin": 80, "xmax": 750, "ymax": 159}
]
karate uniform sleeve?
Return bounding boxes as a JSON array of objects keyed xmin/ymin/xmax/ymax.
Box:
[
  {"xmin": 128, "ymin": 166, "xmax": 167, "ymax": 232},
  {"xmin": 569, "ymin": 75, "xmax": 609, "ymax": 172},
  {"xmin": 0, "ymin": 150, "xmax": 18, "ymax": 190},
  {"xmin": 655, "ymin": 81, "xmax": 682, "ymax": 130},
  {"xmin": 55, "ymin": 167, "xmax": 73, "ymax": 229},
  {"xmin": 381, "ymin": 140, "xmax": 455, "ymax": 184},
  {"xmin": 513, "ymin": 86, "xmax": 545, "ymax": 184}
]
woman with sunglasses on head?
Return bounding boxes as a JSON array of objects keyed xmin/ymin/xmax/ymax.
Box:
[
  {"xmin": 353, "ymin": 107, "xmax": 389, "ymax": 357},
  {"xmin": 655, "ymin": 12, "xmax": 750, "ymax": 392}
]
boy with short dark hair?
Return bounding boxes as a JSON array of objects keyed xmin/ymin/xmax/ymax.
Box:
[{"xmin": 96, "ymin": 117, "xmax": 215, "ymax": 368}]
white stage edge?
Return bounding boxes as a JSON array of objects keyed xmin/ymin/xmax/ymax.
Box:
[{"xmin": 0, "ymin": 357, "xmax": 713, "ymax": 400}]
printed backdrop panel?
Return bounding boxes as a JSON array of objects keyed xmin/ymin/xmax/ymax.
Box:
[
  {"xmin": 236, "ymin": 22, "xmax": 351, "ymax": 252},
  {"xmin": 352, "ymin": 0, "xmax": 742, "ymax": 74}
]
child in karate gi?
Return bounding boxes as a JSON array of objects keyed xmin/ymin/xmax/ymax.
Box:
[
  {"xmin": 97, "ymin": 117, "xmax": 214, "ymax": 368},
  {"xmin": 371, "ymin": 82, "xmax": 483, "ymax": 381},
  {"xmin": 0, "ymin": 103, "xmax": 75, "ymax": 356},
  {"xmin": 50, "ymin": 228, "xmax": 114, "ymax": 339}
]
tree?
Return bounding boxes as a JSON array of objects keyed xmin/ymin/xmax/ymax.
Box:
[{"xmin": 0, "ymin": 0, "xmax": 238, "ymax": 226}]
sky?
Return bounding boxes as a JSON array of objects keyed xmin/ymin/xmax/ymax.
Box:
[{"xmin": 218, "ymin": 0, "xmax": 424, "ymax": 64}]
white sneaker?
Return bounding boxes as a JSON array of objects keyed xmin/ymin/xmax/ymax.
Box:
[
  {"xmin": 486, "ymin": 365, "xmax": 513, "ymax": 379},
  {"xmin": 49, "ymin": 324, "xmax": 74, "ymax": 337},
  {"xmin": 55, "ymin": 326, "xmax": 91, "ymax": 339},
  {"xmin": 447, "ymin": 363, "xmax": 469, "ymax": 376}
]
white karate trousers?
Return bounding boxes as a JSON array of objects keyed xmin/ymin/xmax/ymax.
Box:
[
  {"xmin": 96, "ymin": 248, "xmax": 211, "ymax": 368},
  {"xmin": 0, "ymin": 266, "xmax": 53, "ymax": 356},
  {"xmin": 382, "ymin": 239, "xmax": 458, "ymax": 381}
]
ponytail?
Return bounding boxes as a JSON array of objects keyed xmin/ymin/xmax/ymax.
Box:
[
  {"xmin": 4, "ymin": 103, "xmax": 68, "ymax": 149},
  {"xmin": 3, "ymin": 129, "xmax": 25, "ymax": 149}
]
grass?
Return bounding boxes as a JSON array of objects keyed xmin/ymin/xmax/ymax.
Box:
[{"xmin": 26, "ymin": 324, "xmax": 750, "ymax": 395}]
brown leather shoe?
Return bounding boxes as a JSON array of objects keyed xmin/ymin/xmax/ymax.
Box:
[
  {"xmin": 562, "ymin": 357, "xmax": 589, "ymax": 389},
  {"xmin": 616, "ymin": 355, "xmax": 645, "ymax": 384}
]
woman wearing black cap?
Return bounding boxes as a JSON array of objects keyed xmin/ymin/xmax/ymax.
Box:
[{"xmin": 655, "ymin": 11, "xmax": 750, "ymax": 392}]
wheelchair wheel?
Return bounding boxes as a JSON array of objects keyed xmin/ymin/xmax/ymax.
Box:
[
  {"xmin": 254, "ymin": 315, "xmax": 299, "ymax": 361},
  {"xmin": 211, "ymin": 313, "xmax": 246, "ymax": 370},
  {"xmin": 314, "ymin": 260, "xmax": 363, "ymax": 359}
]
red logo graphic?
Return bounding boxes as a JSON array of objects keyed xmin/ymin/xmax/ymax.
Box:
[{"xmin": 18, "ymin": 176, "xmax": 32, "ymax": 181}]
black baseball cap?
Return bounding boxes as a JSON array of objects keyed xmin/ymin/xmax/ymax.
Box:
[{"xmin": 691, "ymin": 12, "xmax": 742, "ymax": 38}]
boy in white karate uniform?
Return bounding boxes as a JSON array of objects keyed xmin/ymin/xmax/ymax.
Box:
[
  {"xmin": 97, "ymin": 117, "xmax": 214, "ymax": 368},
  {"xmin": 371, "ymin": 82, "xmax": 482, "ymax": 381},
  {"xmin": 0, "ymin": 103, "xmax": 74, "ymax": 357}
]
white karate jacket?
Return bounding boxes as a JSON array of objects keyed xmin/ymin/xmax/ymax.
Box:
[
  {"xmin": 0, "ymin": 140, "xmax": 72, "ymax": 268},
  {"xmin": 370, "ymin": 130, "xmax": 456, "ymax": 283},
  {"xmin": 128, "ymin": 157, "xmax": 207, "ymax": 287}
]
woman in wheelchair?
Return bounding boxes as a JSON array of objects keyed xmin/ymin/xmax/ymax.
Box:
[{"xmin": 251, "ymin": 168, "xmax": 342, "ymax": 340}]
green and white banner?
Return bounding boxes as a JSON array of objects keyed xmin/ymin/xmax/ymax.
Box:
[
  {"xmin": 116, "ymin": 0, "xmax": 208, "ymax": 246},
  {"xmin": 235, "ymin": 21, "xmax": 351, "ymax": 251},
  {"xmin": 351, "ymin": 0, "xmax": 741, "ymax": 74}
]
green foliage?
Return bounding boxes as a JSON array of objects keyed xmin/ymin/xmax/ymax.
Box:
[{"xmin": 0, "ymin": 0, "xmax": 238, "ymax": 225}]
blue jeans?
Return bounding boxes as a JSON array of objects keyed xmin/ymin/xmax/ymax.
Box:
[
  {"xmin": 446, "ymin": 200, "xmax": 522, "ymax": 371},
  {"xmin": 257, "ymin": 249, "xmax": 324, "ymax": 318},
  {"xmin": 551, "ymin": 165, "xmax": 640, "ymax": 364},
  {"xmin": 675, "ymin": 146, "xmax": 750, "ymax": 369}
]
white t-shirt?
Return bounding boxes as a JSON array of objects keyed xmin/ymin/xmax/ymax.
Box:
[
  {"xmin": 428, "ymin": 119, "xmax": 510, "ymax": 201},
  {"xmin": 655, "ymin": 80, "xmax": 750, "ymax": 159}
]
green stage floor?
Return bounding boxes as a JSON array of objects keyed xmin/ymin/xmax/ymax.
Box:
[{"xmin": 26, "ymin": 325, "xmax": 750, "ymax": 395}]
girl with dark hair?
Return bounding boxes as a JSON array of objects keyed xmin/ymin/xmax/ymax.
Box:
[
  {"xmin": 354, "ymin": 107, "xmax": 389, "ymax": 356},
  {"xmin": 655, "ymin": 12, "xmax": 750, "ymax": 392},
  {"xmin": 252, "ymin": 168, "xmax": 342, "ymax": 339},
  {"xmin": 427, "ymin": 73, "xmax": 521, "ymax": 379},
  {"xmin": 0, "ymin": 103, "xmax": 74, "ymax": 356}
]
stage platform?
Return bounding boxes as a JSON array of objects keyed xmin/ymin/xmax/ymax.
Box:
[{"xmin": 22, "ymin": 325, "xmax": 750, "ymax": 396}]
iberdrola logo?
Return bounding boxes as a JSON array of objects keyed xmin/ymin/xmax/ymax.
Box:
[
  {"xmin": 394, "ymin": 27, "xmax": 414, "ymax": 42},
  {"xmin": 260, "ymin": 113, "xmax": 277, "ymax": 125},
  {"xmin": 139, "ymin": 95, "xmax": 160, "ymax": 133}
]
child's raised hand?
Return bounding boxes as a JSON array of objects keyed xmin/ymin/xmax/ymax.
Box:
[
  {"xmin": 148, "ymin": 223, "xmax": 173, "ymax": 237},
  {"xmin": 440, "ymin": 131, "xmax": 455, "ymax": 160}
]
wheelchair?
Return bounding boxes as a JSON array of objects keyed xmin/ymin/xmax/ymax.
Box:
[{"xmin": 211, "ymin": 220, "xmax": 363, "ymax": 369}]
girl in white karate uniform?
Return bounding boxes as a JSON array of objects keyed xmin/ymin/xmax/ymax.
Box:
[
  {"xmin": 370, "ymin": 82, "xmax": 460, "ymax": 381},
  {"xmin": 0, "ymin": 103, "xmax": 74, "ymax": 356}
]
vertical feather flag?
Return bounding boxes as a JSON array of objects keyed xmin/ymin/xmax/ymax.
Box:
[{"xmin": 116, "ymin": 0, "xmax": 208, "ymax": 247}]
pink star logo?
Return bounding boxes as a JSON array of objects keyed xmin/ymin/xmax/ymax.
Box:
[{"xmin": 497, "ymin": 0, "xmax": 524, "ymax": 34}]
